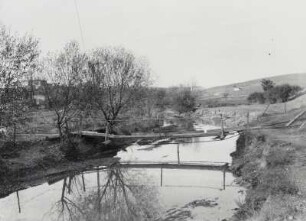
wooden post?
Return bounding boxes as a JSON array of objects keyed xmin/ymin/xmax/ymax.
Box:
[
  {"xmin": 220, "ymin": 114, "xmax": 225, "ymax": 139},
  {"xmin": 97, "ymin": 169, "xmax": 101, "ymax": 219},
  {"xmin": 223, "ymin": 167, "xmax": 226, "ymax": 190},
  {"xmin": 97, "ymin": 170, "xmax": 100, "ymax": 192},
  {"xmin": 68, "ymin": 176, "xmax": 72, "ymax": 194},
  {"xmin": 245, "ymin": 112, "xmax": 250, "ymax": 148},
  {"xmin": 16, "ymin": 191, "xmax": 21, "ymax": 213},
  {"xmin": 158, "ymin": 117, "xmax": 162, "ymax": 138},
  {"xmin": 247, "ymin": 111, "xmax": 250, "ymax": 130},
  {"xmin": 82, "ymin": 173, "xmax": 86, "ymax": 192},
  {"xmin": 160, "ymin": 167, "xmax": 163, "ymax": 187},
  {"xmin": 284, "ymin": 102, "xmax": 287, "ymax": 113},
  {"xmin": 61, "ymin": 178, "xmax": 67, "ymax": 201},
  {"xmin": 177, "ymin": 144, "xmax": 180, "ymax": 164},
  {"xmin": 262, "ymin": 104, "xmax": 270, "ymax": 116}
]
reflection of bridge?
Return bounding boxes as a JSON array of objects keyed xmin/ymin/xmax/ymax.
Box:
[
  {"xmin": 82, "ymin": 161, "xmax": 230, "ymax": 190},
  {"xmin": 117, "ymin": 161, "xmax": 229, "ymax": 171},
  {"xmin": 114, "ymin": 161, "xmax": 229, "ymax": 190},
  {"xmin": 13, "ymin": 160, "xmax": 230, "ymax": 214}
]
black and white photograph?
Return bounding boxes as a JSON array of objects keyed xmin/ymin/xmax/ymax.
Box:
[{"xmin": 1, "ymin": 1, "xmax": 306, "ymax": 220}]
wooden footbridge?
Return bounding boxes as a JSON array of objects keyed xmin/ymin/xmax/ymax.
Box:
[{"xmin": 73, "ymin": 127, "xmax": 244, "ymax": 140}]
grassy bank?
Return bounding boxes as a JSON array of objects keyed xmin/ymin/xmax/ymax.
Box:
[
  {"xmin": 231, "ymin": 126, "xmax": 306, "ymax": 220},
  {"xmin": 0, "ymin": 136, "xmax": 133, "ymax": 197}
]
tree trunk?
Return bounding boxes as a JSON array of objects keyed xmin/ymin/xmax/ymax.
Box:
[{"xmin": 57, "ymin": 122, "xmax": 63, "ymax": 141}]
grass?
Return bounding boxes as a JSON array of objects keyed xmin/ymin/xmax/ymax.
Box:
[{"xmin": 231, "ymin": 110, "xmax": 306, "ymax": 221}]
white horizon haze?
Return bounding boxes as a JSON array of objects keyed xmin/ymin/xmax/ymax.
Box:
[{"xmin": 1, "ymin": 0, "xmax": 306, "ymax": 88}]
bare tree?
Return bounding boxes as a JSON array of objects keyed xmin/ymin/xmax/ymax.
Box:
[
  {"xmin": 0, "ymin": 25, "xmax": 39, "ymax": 143},
  {"xmin": 42, "ymin": 41, "xmax": 87, "ymax": 140},
  {"xmin": 86, "ymin": 47, "xmax": 150, "ymax": 131}
]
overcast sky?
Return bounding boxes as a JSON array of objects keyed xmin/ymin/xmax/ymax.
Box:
[{"xmin": 1, "ymin": 0, "xmax": 306, "ymax": 88}]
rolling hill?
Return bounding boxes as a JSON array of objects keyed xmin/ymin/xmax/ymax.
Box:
[{"xmin": 200, "ymin": 73, "xmax": 306, "ymax": 106}]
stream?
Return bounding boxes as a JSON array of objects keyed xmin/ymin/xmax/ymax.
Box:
[{"xmin": 0, "ymin": 124, "xmax": 245, "ymax": 221}]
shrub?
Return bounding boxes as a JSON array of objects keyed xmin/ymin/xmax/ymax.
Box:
[
  {"xmin": 247, "ymin": 82, "xmax": 302, "ymax": 104},
  {"xmin": 261, "ymin": 79, "xmax": 275, "ymax": 92},
  {"xmin": 247, "ymin": 92, "xmax": 266, "ymax": 104},
  {"xmin": 173, "ymin": 89, "xmax": 197, "ymax": 114}
]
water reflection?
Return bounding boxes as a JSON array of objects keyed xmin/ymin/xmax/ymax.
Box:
[
  {"xmin": 50, "ymin": 167, "xmax": 161, "ymax": 221},
  {"xmin": 0, "ymin": 126, "xmax": 244, "ymax": 221}
]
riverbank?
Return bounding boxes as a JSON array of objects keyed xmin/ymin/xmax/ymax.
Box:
[
  {"xmin": 0, "ymin": 122, "xmax": 242, "ymax": 221},
  {"xmin": 0, "ymin": 137, "xmax": 124, "ymax": 197},
  {"xmin": 0, "ymin": 114, "xmax": 198, "ymax": 198},
  {"xmin": 230, "ymin": 124, "xmax": 306, "ymax": 220}
]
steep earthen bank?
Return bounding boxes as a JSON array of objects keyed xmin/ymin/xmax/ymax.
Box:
[{"xmin": 230, "ymin": 131, "xmax": 306, "ymax": 221}]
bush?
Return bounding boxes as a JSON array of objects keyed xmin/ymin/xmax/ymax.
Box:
[
  {"xmin": 247, "ymin": 92, "xmax": 266, "ymax": 104},
  {"xmin": 247, "ymin": 82, "xmax": 302, "ymax": 104},
  {"xmin": 60, "ymin": 138, "xmax": 81, "ymax": 161},
  {"xmin": 173, "ymin": 89, "xmax": 197, "ymax": 114}
]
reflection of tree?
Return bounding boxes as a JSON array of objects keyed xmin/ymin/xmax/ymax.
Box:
[
  {"xmin": 51, "ymin": 166, "xmax": 161, "ymax": 221},
  {"xmin": 51, "ymin": 175, "xmax": 86, "ymax": 221}
]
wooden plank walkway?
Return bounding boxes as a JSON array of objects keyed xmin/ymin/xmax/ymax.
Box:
[
  {"xmin": 75, "ymin": 129, "xmax": 239, "ymax": 140},
  {"xmin": 17, "ymin": 125, "xmax": 262, "ymax": 141}
]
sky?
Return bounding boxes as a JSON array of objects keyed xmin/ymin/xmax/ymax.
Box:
[{"xmin": 1, "ymin": 0, "xmax": 306, "ymax": 88}]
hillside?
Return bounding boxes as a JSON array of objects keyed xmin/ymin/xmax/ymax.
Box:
[{"xmin": 200, "ymin": 73, "xmax": 306, "ymax": 106}]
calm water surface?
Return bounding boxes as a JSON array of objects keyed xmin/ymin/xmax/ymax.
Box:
[{"xmin": 0, "ymin": 124, "xmax": 245, "ymax": 221}]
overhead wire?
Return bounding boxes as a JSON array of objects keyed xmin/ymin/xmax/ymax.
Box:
[{"xmin": 73, "ymin": 0, "xmax": 85, "ymax": 50}]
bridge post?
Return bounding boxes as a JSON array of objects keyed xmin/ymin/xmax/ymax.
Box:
[
  {"xmin": 61, "ymin": 178, "xmax": 67, "ymax": 201},
  {"xmin": 160, "ymin": 167, "xmax": 163, "ymax": 187},
  {"xmin": 223, "ymin": 167, "xmax": 226, "ymax": 190},
  {"xmin": 220, "ymin": 114, "xmax": 225, "ymax": 139},
  {"xmin": 97, "ymin": 169, "xmax": 101, "ymax": 219},
  {"xmin": 82, "ymin": 173, "xmax": 86, "ymax": 192},
  {"xmin": 177, "ymin": 144, "xmax": 180, "ymax": 164},
  {"xmin": 245, "ymin": 112, "xmax": 250, "ymax": 147},
  {"xmin": 16, "ymin": 191, "xmax": 21, "ymax": 213},
  {"xmin": 68, "ymin": 176, "xmax": 72, "ymax": 194}
]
